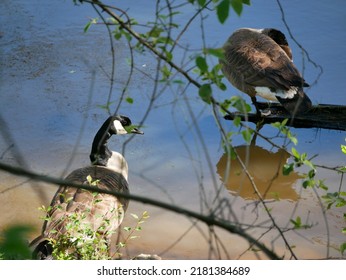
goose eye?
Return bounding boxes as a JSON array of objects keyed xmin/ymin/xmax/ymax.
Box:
[{"xmin": 120, "ymin": 116, "xmax": 131, "ymax": 127}]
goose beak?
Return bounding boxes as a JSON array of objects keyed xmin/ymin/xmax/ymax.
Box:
[{"xmin": 130, "ymin": 127, "xmax": 144, "ymax": 135}]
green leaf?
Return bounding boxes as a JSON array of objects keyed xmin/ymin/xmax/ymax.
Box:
[
  {"xmin": 303, "ymin": 179, "xmax": 314, "ymax": 189},
  {"xmin": 231, "ymin": 0, "xmax": 243, "ymax": 16},
  {"xmin": 241, "ymin": 129, "xmax": 252, "ymax": 143},
  {"xmin": 197, "ymin": 0, "xmax": 206, "ymax": 6},
  {"xmin": 217, "ymin": 0, "xmax": 230, "ymax": 24},
  {"xmin": 224, "ymin": 145, "xmax": 237, "ymax": 160},
  {"xmin": 290, "ymin": 216, "xmax": 311, "ymax": 229},
  {"xmin": 283, "ymin": 163, "xmax": 294, "ymax": 176},
  {"xmin": 148, "ymin": 26, "xmax": 163, "ymax": 38},
  {"xmin": 142, "ymin": 211, "xmax": 150, "ymax": 219},
  {"xmin": 291, "ymin": 147, "xmax": 300, "ymax": 159},
  {"xmin": 84, "ymin": 18, "xmax": 97, "ymax": 33},
  {"xmin": 341, "ymin": 145, "xmax": 346, "ymax": 154},
  {"xmin": 129, "ymin": 235, "xmax": 139, "ymax": 240},
  {"xmin": 123, "ymin": 227, "xmax": 131, "ymax": 232},
  {"xmin": 87, "ymin": 175, "xmax": 93, "ymax": 183},
  {"xmin": 97, "ymin": 101, "xmax": 115, "ymax": 111},
  {"xmin": 199, "ymin": 84, "xmax": 212, "ymax": 104},
  {"xmin": 0, "ymin": 225, "xmax": 34, "ymax": 259},
  {"xmin": 307, "ymin": 169, "xmax": 316, "ymax": 179},
  {"xmin": 289, "ymin": 134, "xmax": 298, "ymax": 146},
  {"xmin": 338, "ymin": 166, "xmax": 346, "ymax": 173},
  {"xmin": 195, "ymin": 56, "xmax": 208, "ymax": 73},
  {"xmin": 340, "ymin": 243, "xmax": 346, "ymax": 255},
  {"xmin": 290, "ymin": 216, "xmax": 302, "ymax": 229},
  {"xmin": 204, "ymin": 48, "xmax": 225, "ymax": 60},
  {"xmin": 165, "ymin": 51, "xmax": 173, "ymax": 62},
  {"xmin": 303, "ymin": 159, "xmax": 315, "ymax": 170},
  {"xmin": 135, "ymin": 226, "xmax": 142, "ymax": 231},
  {"xmin": 161, "ymin": 64, "xmax": 171, "ymax": 80},
  {"xmin": 233, "ymin": 116, "xmax": 241, "ymax": 127},
  {"xmin": 231, "ymin": 96, "xmax": 251, "ymax": 113},
  {"xmin": 126, "ymin": 97, "xmax": 134, "ymax": 104},
  {"xmin": 84, "ymin": 21, "xmax": 92, "ymax": 33},
  {"xmin": 317, "ymin": 180, "xmax": 328, "ymax": 191},
  {"xmin": 130, "ymin": 213, "xmax": 139, "ymax": 220},
  {"xmin": 173, "ymin": 79, "xmax": 185, "ymax": 85},
  {"xmin": 321, "ymin": 192, "xmax": 346, "ymax": 209}
]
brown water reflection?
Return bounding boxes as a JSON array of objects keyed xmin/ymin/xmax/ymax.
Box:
[{"xmin": 217, "ymin": 145, "xmax": 300, "ymax": 201}]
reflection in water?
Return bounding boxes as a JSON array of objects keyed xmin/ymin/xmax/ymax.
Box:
[{"xmin": 217, "ymin": 145, "xmax": 301, "ymax": 201}]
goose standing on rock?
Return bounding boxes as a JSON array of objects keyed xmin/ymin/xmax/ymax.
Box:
[
  {"xmin": 30, "ymin": 115, "xmax": 143, "ymax": 259},
  {"xmin": 220, "ymin": 28, "xmax": 312, "ymax": 116}
]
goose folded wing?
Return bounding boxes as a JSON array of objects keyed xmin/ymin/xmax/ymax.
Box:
[
  {"xmin": 224, "ymin": 35, "xmax": 308, "ymax": 91},
  {"xmin": 243, "ymin": 40, "xmax": 308, "ymax": 90}
]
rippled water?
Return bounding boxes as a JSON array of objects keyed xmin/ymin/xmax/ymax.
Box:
[{"xmin": 0, "ymin": 0, "xmax": 345, "ymax": 259}]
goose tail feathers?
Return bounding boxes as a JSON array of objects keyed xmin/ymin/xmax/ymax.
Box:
[
  {"xmin": 30, "ymin": 236, "xmax": 53, "ymax": 260},
  {"xmin": 276, "ymin": 87, "xmax": 312, "ymax": 115}
]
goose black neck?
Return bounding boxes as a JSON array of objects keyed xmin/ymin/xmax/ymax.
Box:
[{"xmin": 89, "ymin": 118, "xmax": 114, "ymax": 166}]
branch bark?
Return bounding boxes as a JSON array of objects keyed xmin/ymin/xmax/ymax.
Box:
[{"xmin": 225, "ymin": 103, "xmax": 346, "ymax": 131}]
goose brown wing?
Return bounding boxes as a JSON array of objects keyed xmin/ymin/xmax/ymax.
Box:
[{"xmin": 223, "ymin": 31, "xmax": 308, "ymax": 92}]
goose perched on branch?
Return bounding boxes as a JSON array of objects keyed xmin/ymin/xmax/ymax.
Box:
[
  {"xmin": 220, "ymin": 28, "xmax": 312, "ymax": 116},
  {"xmin": 30, "ymin": 115, "xmax": 143, "ymax": 259}
]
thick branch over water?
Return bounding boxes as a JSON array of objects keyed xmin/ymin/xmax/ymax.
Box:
[{"xmin": 225, "ymin": 103, "xmax": 346, "ymax": 131}]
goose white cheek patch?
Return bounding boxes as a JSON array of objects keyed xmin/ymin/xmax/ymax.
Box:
[{"xmin": 113, "ymin": 120, "xmax": 127, "ymax": 135}]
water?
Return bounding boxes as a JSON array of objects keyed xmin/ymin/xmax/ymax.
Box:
[{"xmin": 0, "ymin": 0, "xmax": 345, "ymax": 259}]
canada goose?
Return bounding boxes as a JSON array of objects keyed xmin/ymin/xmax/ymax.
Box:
[
  {"xmin": 220, "ymin": 28, "xmax": 312, "ymax": 116},
  {"xmin": 30, "ymin": 115, "xmax": 143, "ymax": 259}
]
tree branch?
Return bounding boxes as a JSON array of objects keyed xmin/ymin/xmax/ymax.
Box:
[
  {"xmin": 225, "ymin": 103, "xmax": 346, "ymax": 131},
  {"xmin": 0, "ymin": 160, "xmax": 280, "ymax": 259},
  {"xmin": 82, "ymin": 0, "xmax": 201, "ymax": 88}
]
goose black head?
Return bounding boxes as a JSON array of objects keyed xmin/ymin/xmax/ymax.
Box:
[
  {"xmin": 108, "ymin": 115, "xmax": 144, "ymax": 136},
  {"xmin": 261, "ymin": 28, "xmax": 292, "ymax": 60},
  {"xmin": 90, "ymin": 115, "xmax": 143, "ymax": 167}
]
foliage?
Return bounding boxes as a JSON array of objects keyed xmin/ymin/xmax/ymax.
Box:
[
  {"xmin": 39, "ymin": 203, "xmax": 149, "ymax": 260},
  {"xmin": 285, "ymin": 143, "xmax": 346, "ymax": 255},
  {"xmin": 0, "ymin": 209, "xmax": 149, "ymax": 260},
  {"xmin": 0, "ymin": 225, "xmax": 33, "ymax": 260},
  {"xmin": 114, "ymin": 211, "xmax": 150, "ymax": 259},
  {"xmin": 290, "ymin": 216, "xmax": 312, "ymax": 230}
]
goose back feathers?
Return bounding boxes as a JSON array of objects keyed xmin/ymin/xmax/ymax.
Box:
[
  {"xmin": 221, "ymin": 28, "xmax": 312, "ymax": 115},
  {"xmin": 31, "ymin": 167, "xmax": 129, "ymax": 259},
  {"xmin": 42, "ymin": 166, "xmax": 129, "ymax": 238}
]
